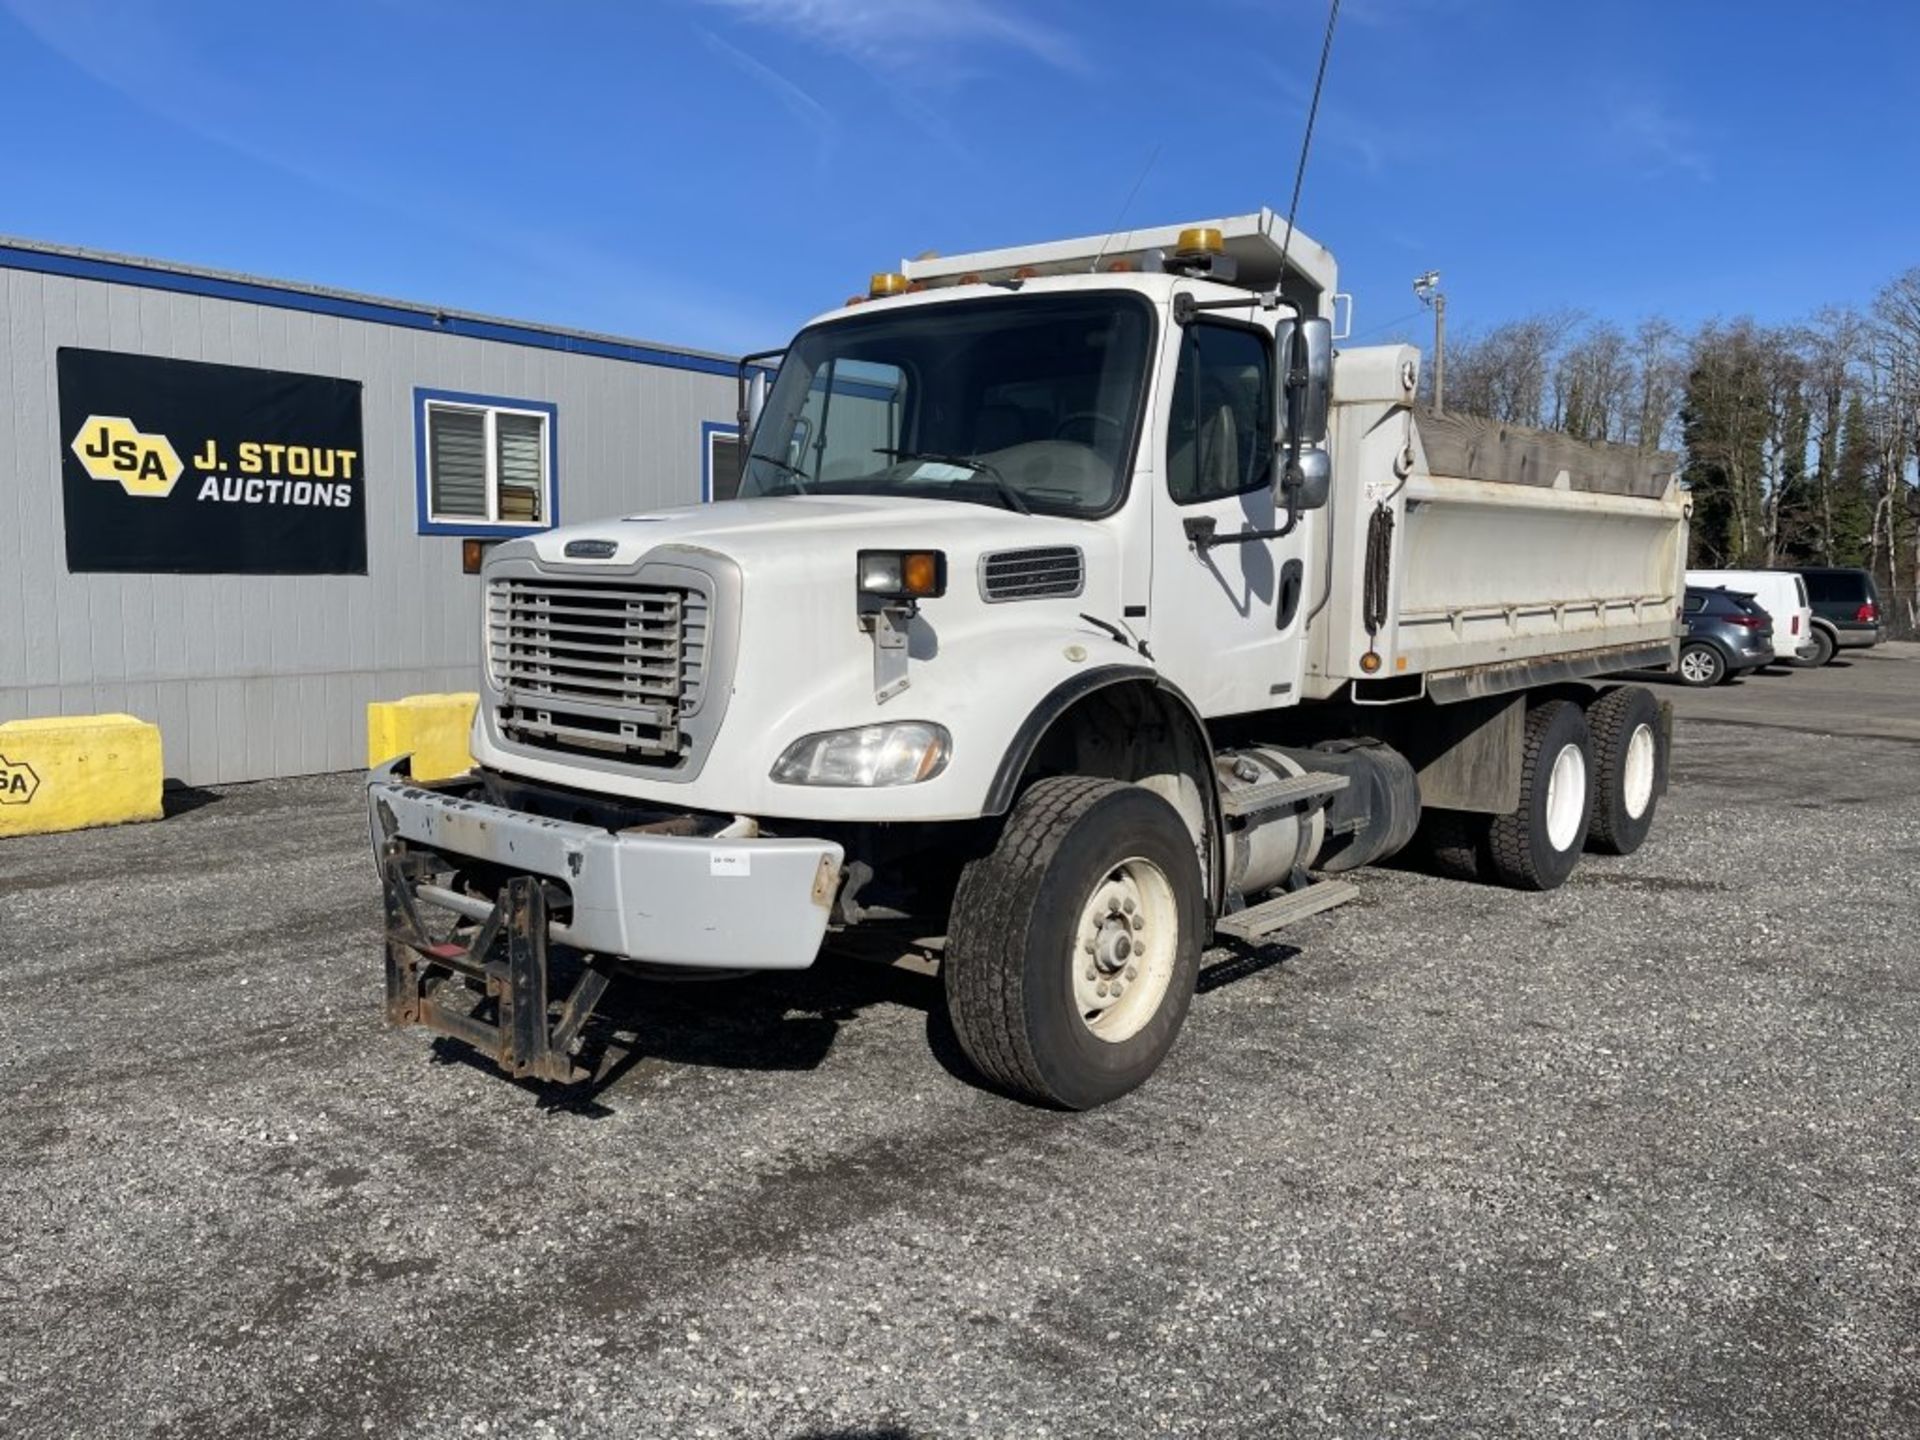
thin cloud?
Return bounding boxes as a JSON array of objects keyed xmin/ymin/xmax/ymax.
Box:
[
  {"xmin": 1257, "ymin": 58, "xmax": 1394, "ymax": 175},
  {"xmin": 1610, "ymin": 98, "xmax": 1712, "ymax": 182},
  {"xmin": 694, "ymin": 0, "xmax": 1089, "ymax": 74},
  {"xmin": 694, "ymin": 23, "xmax": 836, "ymax": 170},
  {"xmin": 2, "ymin": 0, "xmax": 788, "ymax": 351}
]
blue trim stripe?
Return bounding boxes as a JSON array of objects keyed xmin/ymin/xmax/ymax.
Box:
[
  {"xmin": 415, "ymin": 387, "xmax": 560, "ymax": 538},
  {"xmin": 0, "ymin": 243, "xmax": 740, "ymax": 379}
]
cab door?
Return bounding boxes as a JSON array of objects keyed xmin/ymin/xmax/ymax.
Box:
[{"xmin": 1146, "ymin": 307, "xmax": 1312, "ymax": 718}]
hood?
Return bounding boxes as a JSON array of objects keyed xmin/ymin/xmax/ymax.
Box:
[{"xmin": 508, "ymin": 494, "xmax": 1101, "ymax": 574}]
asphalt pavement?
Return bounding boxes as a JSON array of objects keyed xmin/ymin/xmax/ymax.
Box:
[{"xmin": 2, "ymin": 646, "xmax": 1916, "ymax": 1438}]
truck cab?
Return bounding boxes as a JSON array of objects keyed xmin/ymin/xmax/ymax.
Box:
[{"xmin": 370, "ymin": 210, "xmax": 1689, "ymax": 1108}]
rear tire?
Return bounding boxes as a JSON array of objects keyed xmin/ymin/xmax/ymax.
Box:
[
  {"xmin": 1485, "ymin": 700, "xmax": 1591, "ymax": 891},
  {"xmin": 1805, "ymin": 628, "xmax": 1837, "ymax": 668},
  {"xmin": 1676, "ymin": 643, "xmax": 1724, "ymax": 688},
  {"xmin": 1586, "ymin": 686, "xmax": 1662, "ymax": 856},
  {"xmin": 944, "ymin": 776, "xmax": 1205, "ymax": 1109}
]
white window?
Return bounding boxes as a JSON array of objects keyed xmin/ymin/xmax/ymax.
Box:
[
  {"xmin": 420, "ymin": 393, "xmax": 555, "ymax": 531},
  {"xmin": 706, "ymin": 426, "xmax": 744, "ymax": 502}
]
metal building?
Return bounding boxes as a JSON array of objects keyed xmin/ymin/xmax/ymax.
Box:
[{"xmin": 0, "ymin": 237, "xmax": 746, "ymax": 785}]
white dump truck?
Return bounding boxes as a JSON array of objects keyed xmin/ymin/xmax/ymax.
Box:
[{"xmin": 369, "ymin": 209, "xmax": 1689, "ymax": 1107}]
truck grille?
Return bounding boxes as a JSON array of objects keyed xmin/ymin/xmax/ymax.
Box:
[
  {"xmin": 981, "ymin": 546, "xmax": 1085, "ymax": 602},
  {"xmin": 487, "ymin": 577, "xmax": 706, "ymax": 765}
]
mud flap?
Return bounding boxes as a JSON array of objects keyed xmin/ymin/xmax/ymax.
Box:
[{"xmin": 381, "ymin": 843, "xmax": 613, "ymax": 1084}]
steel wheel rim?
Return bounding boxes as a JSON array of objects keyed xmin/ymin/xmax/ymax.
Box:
[
  {"xmin": 1543, "ymin": 742, "xmax": 1587, "ymax": 852},
  {"xmin": 1680, "ymin": 650, "xmax": 1715, "ymax": 683},
  {"xmin": 1622, "ymin": 723, "xmax": 1656, "ymax": 819},
  {"xmin": 1072, "ymin": 856, "xmax": 1178, "ymax": 1043}
]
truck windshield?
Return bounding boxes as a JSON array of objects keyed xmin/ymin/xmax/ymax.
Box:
[{"xmin": 738, "ymin": 292, "xmax": 1154, "ymax": 517}]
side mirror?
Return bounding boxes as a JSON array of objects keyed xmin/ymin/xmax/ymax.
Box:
[
  {"xmin": 747, "ymin": 370, "xmax": 770, "ymax": 431},
  {"xmin": 1274, "ymin": 316, "xmax": 1333, "ymax": 514},
  {"xmin": 1289, "ymin": 447, "xmax": 1331, "ymax": 511},
  {"xmin": 1274, "ymin": 316, "xmax": 1333, "ymax": 446}
]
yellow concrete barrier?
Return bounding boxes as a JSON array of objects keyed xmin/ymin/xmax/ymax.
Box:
[
  {"xmin": 0, "ymin": 714, "xmax": 164, "ymax": 839},
  {"xmin": 367, "ymin": 693, "xmax": 478, "ymax": 782}
]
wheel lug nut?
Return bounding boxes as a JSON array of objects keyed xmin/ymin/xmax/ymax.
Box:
[
  {"xmin": 1125, "ymin": 965, "xmax": 1138, "ymax": 980},
  {"xmin": 1085, "ymin": 966, "xmax": 1097, "ymax": 981},
  {"xmin": 1130, "ymin": 914, "xmax": 1145, "ymax": 931},
  {"xmin": 1096, "ymin": 982, "xmax": 1109, "ymax": 998},
  {"xmin": 1122, "ymin": 896, "xmax": 1136, "ymax": 914}
]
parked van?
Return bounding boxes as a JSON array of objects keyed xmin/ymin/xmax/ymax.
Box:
[
  {"xmin": 1685, "ymin": 570, "xmax": 1815, "ymax": 665},
  {"xmin": 1797, "ymin": 567, "xmax": 1886, "ymax": 665}
]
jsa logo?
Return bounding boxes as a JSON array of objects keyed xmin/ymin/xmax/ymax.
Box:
[
  {"xmin": 71, "ymin": 415, "xmax": 185, "ymax": 497},
  {"xmin": 0, "ymin": 754, "xmax": 39, "ymax": 804}
]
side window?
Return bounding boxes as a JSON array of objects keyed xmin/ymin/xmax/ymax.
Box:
[
  {"xmin": 1682, "ymin": 593, "xmax": 1706, "ymax": 614},
  {"xmin": 416, "ymin": 390, "xmax": 556, "ymax": 535},
  {"xmin": 1166, "ymin": 323, "xmax": 1273, "ymax": 504}
]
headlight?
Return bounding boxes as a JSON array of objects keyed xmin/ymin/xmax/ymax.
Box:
[{"xmin": 771, "ymin": 722, "xmax": 951, "ymax": 787}]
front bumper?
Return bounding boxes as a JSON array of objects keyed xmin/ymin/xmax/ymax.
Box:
[{"xmin": 366, "ymin": 759, "xmax": 843, "ymax": 971}]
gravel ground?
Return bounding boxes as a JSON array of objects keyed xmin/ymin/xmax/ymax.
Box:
[{"xmin": 3, "ymin": 648, "xmax": 1917, "ymax": 1439}]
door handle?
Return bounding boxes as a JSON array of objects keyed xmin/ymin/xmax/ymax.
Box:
[{"xmin": 1277, "ymin": 558, "xmax": 1304, "ymax": 630}]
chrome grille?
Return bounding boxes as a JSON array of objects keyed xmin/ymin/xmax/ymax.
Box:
[
  {"xmin": 487, "ymin": 577, "xmax": 702, "ymax": 764},
  {"xmin": 980, "ymin": 546, "xmax": 1084, "ymax": 602}
]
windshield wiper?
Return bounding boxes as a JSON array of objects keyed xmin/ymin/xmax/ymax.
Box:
[
  {"xmin": 873, "ymin": 448, "xmax": 1030, "ymax": 515},
  {"xmin": 748, "ymin": 452, "xmax": 813, "ymax": 494}
]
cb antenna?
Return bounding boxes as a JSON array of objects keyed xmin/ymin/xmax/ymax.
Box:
[
  {"xmin": 1089, "ymin": 143, "xmax": 1161, "ymax": 273},
  {"xmin": 1274, "ymin": 0, "xmax": 1341, "ymax": 308}
]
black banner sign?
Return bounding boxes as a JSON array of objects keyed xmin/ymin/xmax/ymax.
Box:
[{"xmin": 58, "ymin": 348, "xmax": 367, "ymax": 575}]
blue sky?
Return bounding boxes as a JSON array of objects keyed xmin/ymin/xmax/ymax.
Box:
[{"xmin": 3, "ymin": 0, "xmax": 1915, "ymax": 356}]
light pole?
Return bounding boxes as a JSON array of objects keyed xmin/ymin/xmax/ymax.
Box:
[{"xmin": 1414, "ymin": 270, "xmax": 1445, "ymax": 414}]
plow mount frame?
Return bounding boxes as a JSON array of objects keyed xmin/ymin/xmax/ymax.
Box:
[{"xmin": 380, "ymin": 842, "xmax": 612, "ymax": 1084}]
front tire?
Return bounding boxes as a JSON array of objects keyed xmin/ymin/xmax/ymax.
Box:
[
  {"xmin": 1420, "ymin": 809, "xmax": 1489, "ymax": 882},
  {"xmin": 1586, "ymin": 685, "xmax": 1662, "ymax": 856},
  {"xmin": 944, "ymin": 776, "xmax": 1205, "ymax": 1109},
  {"xmin": 1485, "ymin": 700, "xmax": 1592, "ymax": 891},
  {"xmin": 1676, "ymin": 643, "xmax": 1724, "ymax": 687}
]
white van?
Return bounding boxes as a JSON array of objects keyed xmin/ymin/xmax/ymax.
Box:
[{"xmin": 1685, "ymin": 569, "xmax": 1817, "ymax": 664}]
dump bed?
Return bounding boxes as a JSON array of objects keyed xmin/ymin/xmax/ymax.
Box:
[{"xmin": 1308, "ymin": 346, "xmax": 1688, "ymax": 702}]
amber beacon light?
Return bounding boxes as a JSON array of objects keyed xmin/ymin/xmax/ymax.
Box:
[{"xmin": 1174, "ymin": 226, "xmax": 1225, "ymax": 258}]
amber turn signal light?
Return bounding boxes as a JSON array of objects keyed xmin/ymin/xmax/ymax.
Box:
[{"xmin": 858, "ymin": 549, "xmax": 947, "ymax": 600}]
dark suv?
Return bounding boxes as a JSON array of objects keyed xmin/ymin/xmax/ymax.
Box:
[
  {"xmin": 1796, "ymin": 567, "xmax": 1885, "ymax": 665},
  {"xmin": 1676, "ymin": 585, "xmax": 1774, "ymax": 686}
]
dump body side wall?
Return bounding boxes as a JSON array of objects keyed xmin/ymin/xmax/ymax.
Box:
[{"xmin": 1306, "ymin": 348, "xmax": 1687, "ymax": 698}]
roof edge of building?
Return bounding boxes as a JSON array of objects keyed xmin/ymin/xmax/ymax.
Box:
[{"xmin": 0, "ymin": 233, "xmax": 743, "ymax": 378}]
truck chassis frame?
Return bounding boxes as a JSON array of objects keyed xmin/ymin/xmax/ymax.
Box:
[{"xmin": 380, "ymin": 842, "xmax": 612, "ymax": 1084}]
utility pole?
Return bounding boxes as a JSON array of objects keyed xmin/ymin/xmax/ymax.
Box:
[{"xmin": 1414, "ymin": 271, "xmax": 1445, "ymax": 414}]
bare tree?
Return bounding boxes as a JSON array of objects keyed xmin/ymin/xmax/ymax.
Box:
[
  {"xmin": 1866, "ymin": 269, "xmax": 1920, "ymax": 621},
  {"xmin": 1798, "ymin": 307, "xmax": 1862, "ymax": 563},
  {"xmin": 1682, "ymin": 321, "xmax": 1778, "ymax": 564},
  {"xmin": 1553, "ymin": 322, "xmax": 1634, "ymax": 442},
  {"xmin": 1630, "ymin": 317, "xmax": 1684, "ymax": 453},
  {"xmin": 1445, "ymin": 311, "xmax": 1581, "ymax": 428}
]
